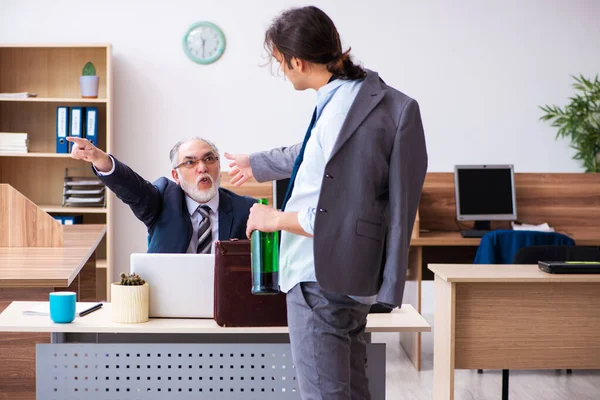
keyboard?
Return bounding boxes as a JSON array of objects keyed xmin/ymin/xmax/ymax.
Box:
[{"xmin": 460, "ymin": 230, "xmax": 490, "ymax": 238}]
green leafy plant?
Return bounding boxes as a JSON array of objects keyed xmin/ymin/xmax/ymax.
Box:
[
  {"xmin": 82, "ymin": 61, "xmax": 96, "ymax": 76},
  {"xmin": 539, "ymin": 74, "xmax": 600, "ymax": 172},
  {"xmin": 119, "ymin": 272, "xmax": 146, "ymax": 286}
]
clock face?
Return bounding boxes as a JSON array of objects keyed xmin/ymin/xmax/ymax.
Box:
[{"xmin": 183, "ymin": 22, "xmax": 226, "ymax": 64}]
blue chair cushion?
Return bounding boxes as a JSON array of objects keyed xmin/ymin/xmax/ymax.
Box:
[{"xmin": 474, "ymin": 230, "xmax": 575, "ymax": 264}]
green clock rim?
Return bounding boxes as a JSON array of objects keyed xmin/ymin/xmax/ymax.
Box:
[{"xmin": 182, "ymin": 21, "xmax": 226, "ymax": 65}]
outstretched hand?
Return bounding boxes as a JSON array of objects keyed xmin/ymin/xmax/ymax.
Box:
[
  {"xmin": 67, "ymin": 137, "xmax": 113, "ymax": 172},
  {"xmin": 224, "ymin": 152, "xmax": 253, "ymax": 187}
]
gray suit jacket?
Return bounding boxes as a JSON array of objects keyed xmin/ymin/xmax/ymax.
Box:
[{"xmin": 250, "ymin": 70, "xmax": 427, "ymax": 307}]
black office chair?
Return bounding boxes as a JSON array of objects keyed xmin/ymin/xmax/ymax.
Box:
[{"xmin": 478, "ymin": 245, "xmax": 600, "ymax": 400}]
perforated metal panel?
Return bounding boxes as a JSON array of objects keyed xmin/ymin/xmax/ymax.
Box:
[{"xmin": 37, "ymin": 343, "xmax": 385, "ymax": 399}]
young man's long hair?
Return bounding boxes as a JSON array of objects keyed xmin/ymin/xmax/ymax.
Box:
[{"xmin": 264, "ymin": 6, "xmax": 366, "ymax": 80}]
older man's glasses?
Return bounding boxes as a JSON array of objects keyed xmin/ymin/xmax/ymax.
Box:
[{"xmin": 174, "ymin": 154, "xmax": 219, "ymax": 169}]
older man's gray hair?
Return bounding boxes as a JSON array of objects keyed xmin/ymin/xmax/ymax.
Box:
[{"xmin": 169, "ymin": 137, "xmax": 220, "ymax": 169}]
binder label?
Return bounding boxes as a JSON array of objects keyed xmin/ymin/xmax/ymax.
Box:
[
  {"xmin": 71, "ymin": 108, "xmax": 81, "ymax": 137},
  {"xmin": 58, "ymin": 108, "xmax": 67, "ymax": 138},
  {"xmin": 87, "ymin": 110, "xmax": 96, "ymax": 138}
]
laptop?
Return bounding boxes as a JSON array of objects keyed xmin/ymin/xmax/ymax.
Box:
[
  {"xmin": 130, "ymin": 253, "xmax": 215, "ymax": 318},
  {"xmin": 538, "ymin": 261, "xmax": 600, "ymax": 274}
]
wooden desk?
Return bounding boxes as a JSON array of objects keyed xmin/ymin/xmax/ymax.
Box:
[
  {"xmin": 400, "ymin": 230, "xmax": 600, "ymax": 371},
  {"xmin": 0, "ymin": 224, "xmax": 105, "ymax": 400},
  {"xmin": 428, "ymin": 264, "xmax": 600, "ymax": 400},
  {"xmin": 0, "ymin": 225, "xmax": 105, "ymax": 288}
]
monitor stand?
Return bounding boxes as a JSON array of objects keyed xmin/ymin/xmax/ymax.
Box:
[{"xmin": 460, "ymin": 221, "xmax": 491, "ymax": 238}]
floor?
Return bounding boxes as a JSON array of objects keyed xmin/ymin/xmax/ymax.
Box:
[{"xmin": 376, "ymin": 315, "xmax": 600, "ymax": 400}]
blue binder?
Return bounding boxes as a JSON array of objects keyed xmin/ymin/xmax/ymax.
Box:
[
  {"xmin": 69, "ymin": 107, "xmax": 84, "ymax": 152},
  {"xmin": 56, "ymin": 106, "xmax": 69, "ymax": 153},
  {"xmin": 85, "ymin": 107, "xmax": 98, "ymax": 146}
]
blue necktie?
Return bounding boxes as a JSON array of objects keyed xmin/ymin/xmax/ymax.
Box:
[{"xmin": 281, "ymin": 107, "xmax": 317, "ymax": 211}]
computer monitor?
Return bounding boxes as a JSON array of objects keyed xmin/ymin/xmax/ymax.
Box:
[
  {"xmin": 454, "ymin": 165, "xmax": 517, "ymax": 236},
  {"xmin": 272, "ymin": 178, "xmax": 290, "ymax": 210}
]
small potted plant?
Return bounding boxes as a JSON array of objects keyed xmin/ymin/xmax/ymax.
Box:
[
  {"xmin": 111, "ymin": 272, "xmax": 149, "ymax": 323},
  {"xmin": 79, "ymin": 61, "xmax": 99, "ymax": 98}
]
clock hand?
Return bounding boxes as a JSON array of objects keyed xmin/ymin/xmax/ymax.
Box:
[{"xmin": 201, "ymin": 38, "xmax": 205, "ymax": 58}]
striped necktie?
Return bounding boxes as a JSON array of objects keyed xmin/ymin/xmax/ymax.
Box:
[{"xmin": 196, "ymin": 205, "xmax": 212, "ymax": 254}]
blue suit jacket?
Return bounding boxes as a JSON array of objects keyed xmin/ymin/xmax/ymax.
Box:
[
  {"xmin": 474, "ymin": 230, "xmax": 575, "ymax": 264},
  {"xmin": 94, "ymin": 156, "xmax": 256, "ymax": 253}
]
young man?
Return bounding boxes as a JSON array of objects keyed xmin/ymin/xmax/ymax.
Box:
[
  {"xmin": 68, "ymin": 136, "xmax": 255, "ymax": 253},
  {"xmin": 225, "ymin": 5, "xmax": 428, "ymax": 399}
]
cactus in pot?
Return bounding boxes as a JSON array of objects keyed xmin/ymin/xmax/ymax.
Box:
[
  {"xmin": 79, "ymin": 61, "xmax": 99, "ymax": 98},
  {"xmin": 82, "ymin": 61, "xmax": 96, "ymax": 76},
  {"xmin": 119, "ymin": 272, "xmax": 146, "ymax": 286},
  {"xmin": 111, "ymin": 272, "xmax": 149, "ymax": 323}
]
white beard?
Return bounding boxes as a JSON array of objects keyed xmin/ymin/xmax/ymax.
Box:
[{"xmin": 179, "ymin": 173, "xmax": 221, "ymax": 204}]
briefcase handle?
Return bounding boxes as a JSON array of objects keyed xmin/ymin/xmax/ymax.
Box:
[{"xmin": 215, "ymin": 239, "xmax": 251, "ymax": 256}]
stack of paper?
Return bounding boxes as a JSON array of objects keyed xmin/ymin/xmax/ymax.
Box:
[
  {"xmin": 23, "ymin": 302, "xmax": 103, "ymax": 317},
  {"xmin": 511, "ymin": 222, "xmax": 555, "ymax": 232},
  {"xmin": 0, "ymin": 92, "xmax": 37, "ymax": 98},
  {"xmin": 0, "ymin": 132, "xmax": 28, "ymax": 154},
  {"xmin": 63, "ymin": 174, "xmax": 106, "ymax": 207}
]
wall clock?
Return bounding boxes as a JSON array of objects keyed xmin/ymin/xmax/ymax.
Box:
[{"xmin": 183, "ymin": 21, "xmax": 226, "ymax": 64}]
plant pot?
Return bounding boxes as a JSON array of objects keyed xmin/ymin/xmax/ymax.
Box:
[
  {"xmin": 111, "ymin": 283, "xmax": 149, "ymax": 323},
  {"xmin": 79, "ymin": 76, "xmax": 99, "ymax": 98}
]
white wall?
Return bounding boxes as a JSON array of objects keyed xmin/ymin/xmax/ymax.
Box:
[{"xmin": 2, "ymin": 0, "xmax": 599, "ymax": 281}]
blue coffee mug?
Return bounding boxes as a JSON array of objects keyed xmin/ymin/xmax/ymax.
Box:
[{"xmin": 49, "ymin": 292, "xmax": 76, "ymax": 323}]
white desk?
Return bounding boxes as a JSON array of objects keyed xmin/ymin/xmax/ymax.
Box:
[
  {"xmin": 0, "ymin": 301, "xmax": 430, "ymax": 334},
  {"xmin": 0, "ymin": 301, "xmax": 430, "ymax": 400}
]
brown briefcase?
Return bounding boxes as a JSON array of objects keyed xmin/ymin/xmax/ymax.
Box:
[{"xmin": 214, "ymin": 239, "xmax": 287, "ymax": 327}]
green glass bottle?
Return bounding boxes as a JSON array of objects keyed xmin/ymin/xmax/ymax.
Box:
[{"xmin": 250, "ymin": 198, "xmax": 280, "ymax": 295}]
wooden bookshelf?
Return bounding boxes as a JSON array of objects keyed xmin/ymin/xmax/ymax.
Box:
[{"xmin": 0, "ymin": 44, "xmax": 113, "ymax": 300}]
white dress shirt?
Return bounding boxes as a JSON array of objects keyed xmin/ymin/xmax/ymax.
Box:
[
  {"xmin": 279, "ymin": 78, "xmax": 377, "ymax": 305},
  {"xmin": 96, "ymin": 155, "xmax": 220, "ymax": 253}
]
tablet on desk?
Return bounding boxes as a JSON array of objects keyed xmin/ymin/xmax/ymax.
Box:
[{"xmin": 538, "ymin": 261, "xmax": 600, "ymax": 274}]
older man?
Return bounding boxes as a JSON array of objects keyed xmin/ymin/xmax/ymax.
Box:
[{"xmin": 68, "ymin": 136, "xmax": 255, "ymax": 253}]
